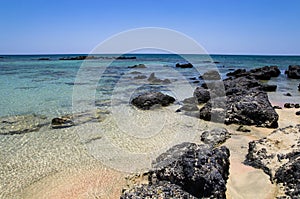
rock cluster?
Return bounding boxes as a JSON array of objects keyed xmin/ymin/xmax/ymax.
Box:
[
  {"xmin": 226, "ymin": 66, "xmax": 281, "ymax": 80},
  {"xmin": 199, "ymin": 76, "xmax": 279, "ymax": 128},
  {"xmin": 121, "ymin": 142, "xmax": 230, "ymax": 199}
]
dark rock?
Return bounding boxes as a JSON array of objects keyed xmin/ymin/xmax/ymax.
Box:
[
  {"xmin": 116, "ymin": 56, "xmax": 136, "ymax": 60},
  {"xmin": 133, "ymin": 75, "xmax": 147, "ymax": 79},
  {"xmin": 147, "ymin": 72, "xmax": 170, "ymax": 84},
  {"xmin": 51, "ymin": 116, "xmax": 74, "ymax": 129},
  {"xmin": 284, "ymin": 103, "xmax": 295, "ymax": 108},
  {"xmin": 176, "ymin": 63, "xmax": 193, "ymax": 68},
  {"xmin": 189, "ymin": 77, "xmax": 197, "ymax": 80},
  {"xmin": 121, "ymin": 181, "xmax": 197, "ymax": 199},
  {"xmin": 273, "ymin": 106, "xmax": 282, "ymax": 109},
  {"xmin": 128, "ymin": 64, "xmax": 146, "ymax": 69},
  {"xmin": 192, "ymin": 80, "xmax": 200, "ymax": 84},
  {"xmin": 284, "ymin": 93, "xmax": 292, "ymax": 96},
  {"xmin": 298, "ymin": 83, "xmax": 300, "ymax": 91},
  {"xmin": 131, "ymin": 92, "xmax": 175, "ymax": 110},
  {"xmin": 59, "ymin": 55, "xmax": 100, "ymax": 60},
  {"xmin": 202, "ymin": 70, "xmax": 221, "ymax": 80},
  {"xmin": 193, "ymin": 87, "xmax": 210, "ymax": 104},
  {"xmin": 130, "ymin": 71, "xmax": 142, "ymax": 75},
  {"xmin": 236, "ymin": 125, "xmax": 251, "ymax": 132},
  {"xmin": 200, "ymin": 128, "xmax": 231, "ymax": 147},
  {"xmin": 295, "ymin": 104, "xmax": 300, "ymax": 108},
  {"xmin": 200, "ymin": 76, "xmax": 278, "ymax": 128},
  {"xmin": 275, "ymin": 156, "xmax": 300, "ymax": 198},
  {"xmin": 226, "ymin": 66, "xmax": 280, "ymax": 80},
  {"xmin": 261, "ymin": 84, "xmax": 277, "ymax": 92},
  {"xmin": 226, "ymin": 69, "xmax": 247, "ymax": 77},
  {"xmin": 149, "ymin": 142, "xmax": 230, "ymax": 198},
  {"xmin": 285, "ymin": 65, "xmax": 300, "ymax": 79},
  {"xmin": 296, "ymin": 111, "xmax": 300, "ymax": 115},
  {"xmin": 245, "ymin": 125, "xmax": 300, "ymax": 182}
]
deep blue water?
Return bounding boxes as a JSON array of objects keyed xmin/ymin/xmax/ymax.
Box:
[{"xmin": 0, "ymin": 54, "xmax": 299, "ymax": 117}]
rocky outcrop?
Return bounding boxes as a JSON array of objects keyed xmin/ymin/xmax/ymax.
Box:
[
  {"xmin": 261, "ymin": 84, "xmax": 277, "ymax": 92},
  {"xmin": 121, "ymin": 181, "xmax": 197, "ymax": 199},
  {"xmin": 200, "ymin": 128, "xmax": 231, "ymax": 147},
  {"xmin": 245, "ymin": 125, "xmax": 300, "ymax": 179},
  {"xmin": 131, "ymin": 92, "xmax": 175, "ymax": 110},
  {"xmin": 199, "ymin": 76, "xmax": 279, "ymax": 128},
  {"xmin": 285, "ymin": 65, "xmax": 300, "ymax": 79},
  {"xmin": 121, "ymin": 142, "xmax": 230, "ymax": 198},
  {"xmin": 227, "ymin": 66, "xmax": 280, "ymax": 80},
  {"xmin": 0, "ymin": 114, "xmax": 48, "ymax": 135},
  {"xmin": 148, "ymin": 143, "xmax": 230, "ymax": 198},
  {"xmin": 175, "ymin": 63, "xmax": 193, "ymax": 68}
]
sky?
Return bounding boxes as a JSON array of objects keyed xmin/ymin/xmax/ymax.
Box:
[{"xmin": 0, "ymin": 0, "xmax": 300, "ymax": 55}]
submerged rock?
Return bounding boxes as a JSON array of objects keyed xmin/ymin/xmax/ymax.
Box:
[
  {"xmin": 0, "ymin": 114, "xmax": 48, "ymax": 135},
  {"xmin": 285, "ymin": 65, "xmax": 300, "ymax": 79},
  {"xmin": 200, "ymin": 128, "xmax": 231, "ymax": 147},
  {"xmin": 148, "ymin": 142, "xmax": 230, "ymax": 198},
  {"xmin": 128, "ymin": 64, "xmax": 146, "ymax": 69},
  {"xmin": 131, "ymin": 92, "xmax": 175, "ymax": 110}
]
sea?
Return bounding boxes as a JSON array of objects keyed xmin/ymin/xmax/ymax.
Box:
[
  {"xmin": 0, "ymin": 54, "xmax": 300, "ymax": 198},
  {"xmin": 0, "ymin": 54, "xmax": 299, "ymax": 118}
]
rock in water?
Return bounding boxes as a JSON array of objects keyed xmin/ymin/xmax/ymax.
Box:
[
  {"xmin": 199, "ymin": 76, "xmax": 279, "ymax": 128},
  {"xmin": 51, "ymin": 116, "xmax": 74, "ymax": 128},
  {"xmin": 131, "ymin": 92, "xmax": 175, "ymax": 110},
  {"xmin": 175, "ymin": 63, "xmax": 193, "ymax": 68},
  {"xmin": 226, "ymin": 66, "xmax": 280, "ymax": 80},
  {"xmin": 200, "ymin": 128, "xmax": 231, "ymax": 147},
  {"xmin": 149, "ymin": 142, "xmax": 230, "ymax": 198},
  {"xmin": 201, "ymin": 70, "xmax": 221, "ymax": 80},
  {"xmin": 285, "ymin": 65, "xmax": 300, "ymax": 79},
  {"xmin": 121, "ymin": 181, "xmax": 197, "ymax": 199}
]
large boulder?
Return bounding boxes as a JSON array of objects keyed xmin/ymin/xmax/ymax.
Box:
[
  {"xmin": 199, "ymin": 76, "xmax": 279, "ymax": 128},
  {"xmin": 201, "ymin": 70, "xmax": 221, "ymax": 80},
  {"xmin": 285, "ymin": 65, "xmax": 300, "ymax": 79},
  {"xmin": 131, "ymin": 92, "xmax": 175, "ymax": 110},
  {"xmin": 148, "ymin": 142, "xmax": 230, "ymax": 198}
]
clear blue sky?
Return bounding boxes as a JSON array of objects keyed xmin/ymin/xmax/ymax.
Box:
[{"xmin": 1, "ymin": 0, "xmax": 300, "ymax": 55}]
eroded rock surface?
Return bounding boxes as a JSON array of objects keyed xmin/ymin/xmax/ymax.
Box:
[{"xmin": 131, "ymin": 92, "xmax": 175, "ymax": 110}]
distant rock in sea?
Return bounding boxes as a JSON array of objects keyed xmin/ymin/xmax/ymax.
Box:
[
  {"xmin": 128, "ymin": 64, "xmax": 146, "ymax": 68},
  {"xmin": 227, "ymin": 66, "xmax": 280, "ymax": 80},
  {"xmin": 175, "ymin": 63, "xmax": 193, "ymax": 68}
]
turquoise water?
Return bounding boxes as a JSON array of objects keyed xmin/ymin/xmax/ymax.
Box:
[{"xmin": 0, "ymin": 54, "xmax": 300, "ymax": 117}]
